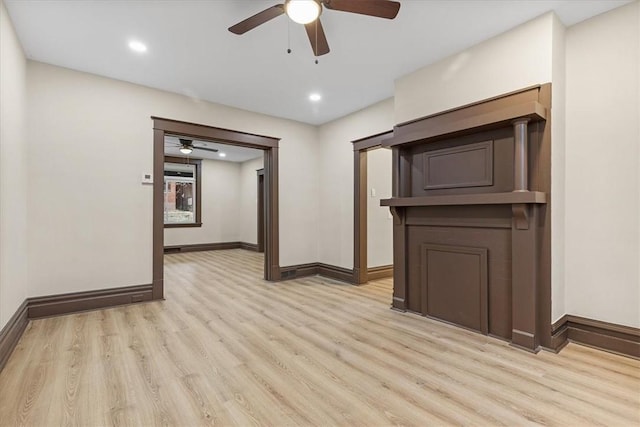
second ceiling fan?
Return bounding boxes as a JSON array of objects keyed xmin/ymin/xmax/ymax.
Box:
[{"xmin": 228, "ymin": 0, "xmax": 401, "ymax": 57}]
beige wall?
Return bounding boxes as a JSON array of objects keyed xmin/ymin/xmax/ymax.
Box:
[
  {"xmin": 26, "ymin": 61, "xmax": 319, "ymax": 297},
  {"xmin": 394, "ymin": 13, "xmax": 554, "ymax": 124},
  {"xmin": 367, "ymin": 148, "xmax": 393, "ymax": 268},
  {"xmin": 239, "ymin": 156, "xmax": 264, "ymax": 246},
  {"xmin": 0, "ymin": 0, "xmax": 29, "ymax": 330},
  {"xmin": 565, "ymin": 1, "xmax": 639, "ymax": 328},
  {"xmin": 551, "ymin": 14, "xmax": 567, "ymax": 322},
  {"xmin": 317, "ymin": 98, "xmax": 395, "ymax": 269},
  {"xmin": 164, "ymin": 159, "xmax": 242, "ymax": 247}
]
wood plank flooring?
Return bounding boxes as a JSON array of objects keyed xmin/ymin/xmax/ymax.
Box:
[{"xmin": 0, "ymin": 249, "xmax": 638, "ymax": 426}]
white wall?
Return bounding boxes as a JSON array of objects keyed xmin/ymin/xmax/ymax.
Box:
[
  {"xmin": 317, "ymin": 98, "xmax": 395, "ymax": 269},
  {"xmin": 164, "ymin": 159, "xmax": 242, "ymax": 246},
  {"xmin": 239, "ymin": 156, "xmax": 264, "ymax": 245},
  {"xmin": 26, "ymin": 61, "xmax": 319, "ymax": 297},
  {"xmin": 394, "ymin": 13, "xmax": 554, "ymax": 124},
  {"xmin": 367, "ymin": 148, "xmax": 393, "ymax": 268},
  {"xmin": 0, "ymin": 0, "xmax": 28, "ymax": 330},
  {"xmin": 550, "ymin": 15, "xmax": 567, "ymax": 322},
  {"xmin": 565, "ymin": 1, "xmax": 639, "ymax": 328}
]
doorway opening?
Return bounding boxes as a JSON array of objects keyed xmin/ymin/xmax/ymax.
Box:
[
  {"xmin": 152, "ymin": 117, "xmax": 280, "ymax": 300},
  {"xmin": 352, "ymin": 130, "xmax": 394, "ymax": 284}
]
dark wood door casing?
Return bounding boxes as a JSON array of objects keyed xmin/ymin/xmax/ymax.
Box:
[
  {"xmin": 152, "ymin": 117, "xmax": 281, "ymax": 295},
  {"xmin": 352, "ymin": 131, "xmax": 394, "ymax": 285},
  {"xmin": 257, "ymin": 169, "xmax": 265, "ymax": 253}
]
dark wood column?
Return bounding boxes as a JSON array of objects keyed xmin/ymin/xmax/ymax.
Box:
[
  {"xmin": 353, "ymin": 150, "xmax": 368, "ymax": 284},
  {"xmin": 513, "ymin": 119, "xmax": 530, "ymax": 192}
]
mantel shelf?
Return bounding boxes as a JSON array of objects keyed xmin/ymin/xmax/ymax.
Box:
[{"xmin": 380, "ymin": 191, "xmax": 547, "ymax": 207}]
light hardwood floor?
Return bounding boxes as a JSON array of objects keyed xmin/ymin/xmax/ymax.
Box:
[{"xmin": 0, "ymin": 249, "xmax": 638, "ymax": 426}]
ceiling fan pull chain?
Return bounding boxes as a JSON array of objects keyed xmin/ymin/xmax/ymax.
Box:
[
  {"xmin": 314, "ymin": 21, "xmax": 319, "ymax": 64},
  {"xmin": 287, "ymin": 17, "xmax": 292, "ymax": 54}
]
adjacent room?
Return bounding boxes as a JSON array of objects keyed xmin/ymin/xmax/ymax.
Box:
[{"xmin": 0, "ymin": 0, "xmax": 638, "ymax": 425}]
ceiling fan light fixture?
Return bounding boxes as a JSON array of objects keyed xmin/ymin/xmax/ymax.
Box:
[
  {"xmin": 285, "ymin": 0, "xmax": 321, "ymax": 25},
  {"xmin": 179, "ymin": 146, "xmax": 193, "ymax": 155}
]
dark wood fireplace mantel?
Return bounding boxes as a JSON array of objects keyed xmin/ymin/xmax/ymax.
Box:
[{"xmin": 383, "ymin": 84, "xmax": 553, "ymax": 353}]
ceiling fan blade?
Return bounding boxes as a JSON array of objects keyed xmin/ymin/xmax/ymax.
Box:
[
  {"xmin": 323, "ymin": 0, "xmax": 400, "ymax": 19},
  {"xmin": 304, "ymin": 18, "xmax": 330, "ymax": 57},
  {"xmin": 193, "ymin": 146, "xmax": 219, "ymax": 153},
  {"xmin": 228, "ymin": 4, "xmax": 285, "ymax": 34}
]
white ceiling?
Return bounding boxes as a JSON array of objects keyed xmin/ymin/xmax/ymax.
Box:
[
  {"xmin": 5, "ymin": 0, "xmax": 629, "ymax": 125},
  {"xmin": 165, "ymin": 135, "xmax": 264, "ymax": 163}
]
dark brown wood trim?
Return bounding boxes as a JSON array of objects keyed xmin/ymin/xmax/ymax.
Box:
[
  {"xmin": 257, "ymin": 169, "xmax": 265, "ymax": 253},
  {"xmin": 280, "ymin": 263, "xmax": 320, "ymax": 280},
  {"xmin": 164, "ymin": 242, "xmax": 259, "ymax": 253},
  {"xmin": 264, "ymin": 147, "xmax": 280, "ymax": 280},
  {"xmin": 391, "ymin": 84, "xmax": 548, "ymax": 139},
  {"xmin": 352, "ymin": 130, "xmax": 394, "ymax": 152},
  {"xmin": 352, "ymin": 130, "xmax": 393, "ymax": 286},
  {"xmin": 153, "ymin": 128, "xmax": 165, "ymax": 300},
  {"xmin": 164, "ymin": 155, "xmax": 202, "ymax": 228},
  {"xmin": 280, "ymin": 262, "xmax": 355, "ymax": 284},
  {"xmin": 317, "ymin": 263, "xmax": 355, "ymax": 284},
  {"xmin": 381, "ymin": 192, "xmax": 547, "ymax": 207},
  {"xmin": 551, "ymin": 315, "xmax": 640, "ymax": 359},
  {"xmin": 240, "ymin": 242, "xmax": 259, "ymax": 252},
  {"xmin": 153, "ymin": 117, "xmax": 280, "ymax": 285},
  {"xmin": 353, "ymin": 150, "xmax": 368, "ymax": 284},
  {"xmin": 28, "ymin": 284, "xmax": 154, "ymax": 319},
  {"xmin": 367, "ymin": 265, "xmax": 393, "ymax": 281},
  {"xmin": 549, "ymin": 314, "xmax": 570, "ymax": 353},
  {"xmin": 0, "ymin": 300, "xmax": 29, "ymax": 371},
  {"xmin": 165, "ymin": 242, "xmax": 241, "ymax": 253},
  {"xmin": 164, "ymin": 222, "xmax": 203, "ymax": 228},
  {"xmin": 152, "ymin": 117, "xmax": 279, "ymax": 149}
]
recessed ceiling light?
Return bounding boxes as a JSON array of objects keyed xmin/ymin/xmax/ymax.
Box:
[
  {"xmin": 309, "ymin": 93, "xmax": 322, "ymax": 102},
  {"xmin": 128, "ymin": 40, "xmax": 147, "ymax": 53},
  {"xmin": 218, "ymin": 152, "xmax": 227, "ymax": 158}
]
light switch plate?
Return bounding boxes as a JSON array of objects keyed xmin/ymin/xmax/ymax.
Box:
[{"xmin": 141, "ymin": 173, "xmax": 153, "ymax": 184}]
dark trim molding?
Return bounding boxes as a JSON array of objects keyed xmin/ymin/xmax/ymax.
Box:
[
  {"xmin": 164, "ymin": 241, "xmax": 259, "ymax": 254},
  {"xmin": 280, "ymin": 262, "xmax": 355, "ymax": 284},
  {"xmin": 551, "ymin": 315, "xmax": 640, "ymax": 359},
  {"xmin": 367, "ymin": 265, "xmax": 394, "ymax": 281},
  {"xmin": 153, "ymin": 117, "xmax": 280, "ymax": 284},
  {"xmin": 0, "ymin": 300, "xmax": 29, "ymax": 371},
  {"xmin": 352, "ymin": 130, "xmax": 394, "ymax": 285},
  {"xmin": 164, "ymin": 222, "xmax": 203, "ymax": 229},
  {"xmin": 28, "ymin": 284, "xmax": 154, "ymax": 319},
  {"xmin": 240, "ymin": 242, "xmax": 259, "ymax": 252}
]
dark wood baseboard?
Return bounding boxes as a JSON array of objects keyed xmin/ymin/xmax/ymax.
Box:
[
  {"xmin": 0, "ymin": 300, "xmax": 29, "ymax": 371},
  {"xmin": 280, "ymin": 262, "xmax": 355, "ymax": 284},
  {"xmin": 551, "ymin": 314, "xmax": 639, "ymax": 359},
  {"xmin": 317, "ymin": 263, "xmax": 355, "ymax": 284},
  {"xmin": 28, "ymin": 284, "xmax": 154, "ymax": 319},
  {"xmin": 240, "ymin": 242, "xmax": 259, "ymax": 252},
  {"xmin": 164, "ymin": 241, "xmax": 259, "ymax": 254},
  {"xmin": 367, "ymin": 265, "xmax": 394, "ymax": 281},
  {"xmin": 280, "ymin": 263, "xmax": 319, "ymax": 280}
]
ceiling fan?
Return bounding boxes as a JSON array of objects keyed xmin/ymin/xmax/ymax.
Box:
[
  {"xmin": 228, "ymin": 0, "xmax": 401, "ymax": 57},
  {"xmin": 167, "ymin": 138, "xmax": 219, "ymax": 155}
]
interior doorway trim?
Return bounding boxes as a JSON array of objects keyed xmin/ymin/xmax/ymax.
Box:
[
  {"xmin": 152, "ymin": 117, "xmax": 281, "ymax": 299},
  {"xmin": 352, "ymin": 130, "xmax": 394, "ymax": 285}
]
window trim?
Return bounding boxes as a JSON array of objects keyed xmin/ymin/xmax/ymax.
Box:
[{"xmin": 164, "ymin": 155, "xmax": 202, "ymax": 228}]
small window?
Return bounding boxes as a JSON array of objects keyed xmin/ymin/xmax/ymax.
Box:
[{"xmin": 164, "ymin": 157, "xmax": 202, "ymax": 227}]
